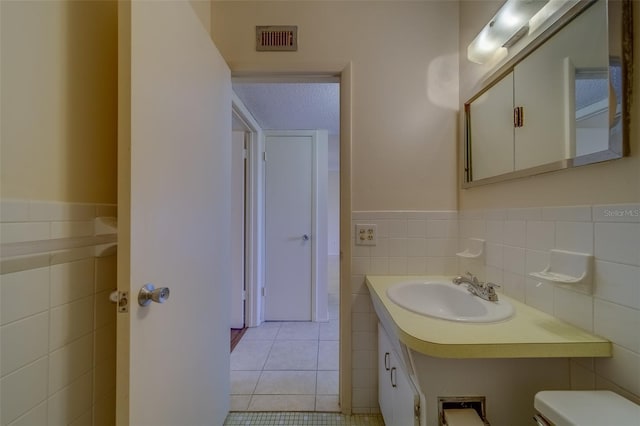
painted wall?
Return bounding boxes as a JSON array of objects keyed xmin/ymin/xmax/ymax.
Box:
[
  {"xmin": 458, "ymin": 0, "xmax": 640, "ymax": 209},
  {"xmin": 210, "ymin": 0, "xmax": 460, "ymax": 211},
  {"xmin": 0, "ymin": 0, "xmax": 117, "ymax": 204}
]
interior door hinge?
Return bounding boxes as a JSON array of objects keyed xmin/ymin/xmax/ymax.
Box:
[
  {"xmin": 261, "ymin": 287, "xmax": 266, "ymax": 297},
  {"xmin": 263, "ymin": 151, "xmax": 267, "ymax": 162},
  {"xmin": 242, "ymin": 290, "xmax": 247, "ymax": 301}
]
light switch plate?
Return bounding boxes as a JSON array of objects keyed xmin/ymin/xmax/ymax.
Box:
[{"xmin": 355, "ymin": 224, "xmax": 377, "ymax": 246}]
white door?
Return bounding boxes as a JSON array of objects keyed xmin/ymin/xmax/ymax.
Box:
[
  {"xmin": 117, "ymin": 1, "xmax": 232, "ymax": 425},
  {"xmin": 265, "ymin": 135, "xmax": 314, "ymax": 321}
]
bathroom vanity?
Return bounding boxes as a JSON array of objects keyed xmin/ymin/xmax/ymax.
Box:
[{"xmin": 367, "ymin": 275, "xmax": 611, "ymax": 426}]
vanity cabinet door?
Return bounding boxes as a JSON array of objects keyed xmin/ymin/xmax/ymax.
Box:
[
  {"xmin": 378, "ymin": 323, "xmax": 418, "ymax": 426},
  {"xmin": 378, "ymin": 323, "xmax": 394, "ymax": 422}
]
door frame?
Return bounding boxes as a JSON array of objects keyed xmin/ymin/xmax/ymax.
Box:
[
  {"xmin": 231, "ymin": 67, "xmax": 353, "ymax": 413},
  {"xmin": 232, "ymin": 93, "xmax": 263, "ymax": 327}
]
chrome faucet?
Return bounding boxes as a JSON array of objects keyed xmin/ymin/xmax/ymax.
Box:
[{"xmin": 453, "ymin": 272, "xmax": 501, "ymax": 302}]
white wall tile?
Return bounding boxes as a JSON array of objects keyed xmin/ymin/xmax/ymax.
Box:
[
  {"xmin": 593, "ymin": 204, "xmax": 640, "ymax": 223},
  {"xmin": 485, "ymin": 266, "xmax": 503, "ymax": 287},
  {"xmin": 503, "ymin": 246, "xmax": 525, "ymax": 274},
  {"xmin": 0, "ymin": 200, "xmax": 30, "ymax": 223},
  {"xmin": 525, "ymin": 249, "xmax": 550, "ymax": 275},
  {"xmin": 554, "ymin": 287, "xmax": 594, "ymax": 332},
  {"xmin": 351, "ymin": 294, "xmax": 373, "ymax": 313},
  {"xmin": 50, "ymin": 259, "xmax": 95, "ymax": 307},
  {"xmin": 483, "ymin": 209, "xmax": 506, "ymax": 220},
  {"xmin": 47, "ymin": 371, "xmax": 93, "ymax": 426},
  {"xmin": 351, "ymin": 332, "xmax": 376, "ymax": 351},
  {"xmin": 407, "ymin": 220, "xmax": 426, "ymax": 237},
  {"xmin": 503, "ymin": 220, "xmax": 526, "ymax": 247},
  {"xmin": 95, "ymin": 290, "xmax": 116, "ymax": 330},
  {"xmin": 49, "ymin": 296, "xmax": 95, "ymax": 351},
  {"xmin": 525, "ymin": 278, "xmax": 554, "ymax": 315},
  {"xmin": 388, "ymin": 257, "xmax": 408, "ymax": 274},
  {"xmin": 595, "ymin": 223, "xmax": 640, "ymax": 266},
  {"xmin": 507, "ymin": 207, "xmax": 542, "ymax": 221},
  {"xmin": 485, "ymin": 220, "xmax": 504, "ymax": 243},
  {"xmin": 387, "ymin": 219, "xmax": 407, "ymax": 237},
  {"xmin": 50, "ymin": 221, "xmax": 94, "ymax": 239},
  {"xmin": 350, "ymin": 275, "xmax": 367, "ymax": 294},
  {"xmin": 406, "ymin": 257, "xmax": 427, "ymax": 274},
  {"xmin": 7, "ymin": 401, "xmax": 47, "ymax": 426},
  {"xmin": 485, "ymin": 243, "xmax": 503, "ymax": 268},
  {"xmin": 542, "ymin": 205, "xmax": 592, "ymax": 222},
  {"xmin": 427, "ymin": 220, "xmax": 458, "ymax": 239},
  {"xmin": 369, "ymin": 237, "xmax": 389, "ymax": 257},
  {"xmin": 427, "ymin": 239, "xmax": 458, "ymax": 257},
  {"xmin": 1, "ymin": 313, "xmax": 48, "ymax": 376},
  {"xmin": 351, "ymin": 257, "xmax": 371, "ymax": 276},
  {"xmin": 526, "ymin": 221, "xmax": 555, "ymax": 250},
  {"xmin": 0, "ymin": 222, "xmax": 50, "ymax": 244},
  {"xmin": 29, "ymin": 201, "xmax": 96, "ymax": 222},
  {"xmin": 502, "ymin": 271, "xmax": 525, "ymax": 302},
  {"xmin": 594, "ymin": 261, "xmax": 640, "ymax": 310},
  {"xmin": 95, "ymin": 204, "xmax": 117, "ymax": 218},
  {"xmin": 388, "ymin": 238, "xmax": 408, "ymax": 257},
  {"xmin": 352, "ymin": 313, "xmax": 377, "ymax": 333},
  {"xmin": 406, "ymin": 238, "xmax": 427, "ymax": 257},
  {"xmin": 595, "ymin": 344, "xmax": 640, "ymax": 397},
  {"xmin": 594, "ymin": 299, "xmax": 640, "ymax": 353},
  {"xmin": 1, "ymin": 267, "xmax": 50, "ymax": 325},
  {"xmin": 0, "ymin": 358, "xmax": 48, "ymax": 425},
  {"xmin": 49, "ymin": 334, "xmax": 94, "ymax": 395},
  {"xmin": 555, "ymin": 221, "xmax": 594, "ymax": 254},
  {"xmin": 369, "ymin": 258, "xmax": 389, "ymax": 276},
  {"xmin": 351, "ymin": 243, "xmax": 371, "ymax": 258},
  {"xmin": 570, "ymin": 360, "xmax": 596, "ymax": 390},
  {"xmin": 352, "ymin": 350, "xmax": 375, "ymax": 370}
]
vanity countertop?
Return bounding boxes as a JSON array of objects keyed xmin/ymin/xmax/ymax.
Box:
[{"xmin": 366, "ymin": 275, "xmax": 611, "ymax": 359}]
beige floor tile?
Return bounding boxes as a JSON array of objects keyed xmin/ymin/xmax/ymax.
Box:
[
  {"xmin": 316, "ymin": 370, "xmax": 338, "ymax": 395},
  {"xmin": 254, "ymin": 370, "xmax": 316, "ymax": 395},
  {"xmin": 248, "ymin": 395, "xmax": 316, "ymax": 411},
  {"xmin": 319, "ymin": 319, "xmax": 339, "ymax": 340},
  {"xmin": 231, "ymin": 370, "xmax": 261, "ymax": 395},
  {"xmin": 242, "ymin": 325, "xmax": 280, "ymax": 340},
  {"xmin": 264, "ymin": 340, "xmax": 318, "ymax": 370},
  {"xmin": 230, "ymin": 395, "xmax": 251, "ymax": 411},
  {"xmin": 318, "ymin": 340, "xmax": 339, "ymax": 370},
  {"xmin": 315, "ymin": 395, "xmax": 340, "ymax": 412},
  {"xmin": 231, "ymin": 340, "xmax": 272, "ymax": 371},
  {"xmin": 276, "ymin": 322, "xmax": 320, "ymax": 340}
]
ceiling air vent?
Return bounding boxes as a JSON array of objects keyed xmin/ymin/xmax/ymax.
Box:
[{"xmin": 256, "ymin": 26, "xmax": 298, "ymax": 51}]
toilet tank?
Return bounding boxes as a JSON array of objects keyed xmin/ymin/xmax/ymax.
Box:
[{"xmin": 534, "ymin": 390, "xmax": 640, "ymax": 426}]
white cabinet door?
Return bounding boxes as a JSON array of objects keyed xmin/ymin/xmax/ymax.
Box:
[
  {"xmin": 378, "ymin": 323, "xmax": 418, "ymax": 426},
  {"xmin": 378, "ymin": 323, "xmax": 394, "ymax": 422}
]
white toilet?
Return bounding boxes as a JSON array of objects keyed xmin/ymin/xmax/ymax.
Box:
[{"xmin": 534, "ymin": 390, "xmax": 640, "ymax": 426}]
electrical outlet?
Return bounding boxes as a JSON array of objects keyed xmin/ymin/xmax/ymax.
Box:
[{"xmin": 355, "ymin": 224, "xmax": 377, "ymax": 246}]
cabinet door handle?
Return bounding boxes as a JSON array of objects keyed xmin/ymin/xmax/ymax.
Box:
[
  {"xmin": 390, "ymin": 367, "xmax": 397, "ymax": 388},
  {"xmin": 384, "ymin": 352, "xmax": 390, "ymax": 371}
]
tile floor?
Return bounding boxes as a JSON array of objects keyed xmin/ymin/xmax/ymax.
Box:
[
  {"xmin": 223, "ymin": 412, "xmax": 384, "ymax": 425},
  {"xmin": 230, "ymin": 320, "xmax": 340, "ymax": 412},
  {"xmin": 230, "ymin": 256, "xmax": 340, "ymax": 413}
]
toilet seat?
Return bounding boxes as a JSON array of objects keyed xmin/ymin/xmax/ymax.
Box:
[{"xmin": 534, "ymin": 390, "xmax": 640, "ymax": 426}]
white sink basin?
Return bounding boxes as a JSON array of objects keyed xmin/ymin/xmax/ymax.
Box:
[{"xmin": 386, "ymin": 280, "xmax": 514, "ymax": 323}]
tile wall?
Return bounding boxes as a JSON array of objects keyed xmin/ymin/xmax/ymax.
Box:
[
  {"xmin": 351, "ymin": 204, "xmax": 640, "ymax": 413},
  {"xmin": 1, "ymin": 200, "xmax": 117, "ymax": 426},
  {"xmin": 350, "ymin": 211, "xmax": 458, "ymax": 413}
]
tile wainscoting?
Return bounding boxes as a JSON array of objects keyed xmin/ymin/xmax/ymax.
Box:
[
  {"xmin": 351, "ymin": 204, "xmax": 639, "ymax": 413},
  {"xmin": 1, "ymin": 199, "xmax": 117, "ymax": 426}
]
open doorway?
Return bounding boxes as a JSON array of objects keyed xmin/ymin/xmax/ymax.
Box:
[{"xmin": 229, "ymin": 78, "xmax": 341, "ymax": 412}]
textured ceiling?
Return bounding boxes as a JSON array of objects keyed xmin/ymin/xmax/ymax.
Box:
[{"xmin": 232, "ymin": 82, "xmax": 340, "ymax": 169}]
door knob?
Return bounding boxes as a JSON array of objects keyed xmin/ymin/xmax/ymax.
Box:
[{"xmin": 138, "ymin": 283, "xmax": 170, "ymax": 306}]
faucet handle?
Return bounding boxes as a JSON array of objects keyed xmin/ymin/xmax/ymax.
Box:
[
  {"xmin": 464, "ymin": 271, "xmax": 479, "ymax": 285},
  {"xmin": 485, "ymin": 282, "xmax": 500, "ymax": 289}
]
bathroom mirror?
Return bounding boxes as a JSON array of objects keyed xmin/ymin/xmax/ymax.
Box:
[{"xmin": 463, "ymin": 0, "xmax": 633, "ymax": 187}]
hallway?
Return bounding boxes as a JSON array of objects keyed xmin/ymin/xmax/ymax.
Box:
[{"xmin": 230, "ymin": 257, "xmax": 340, "ymax": 411}]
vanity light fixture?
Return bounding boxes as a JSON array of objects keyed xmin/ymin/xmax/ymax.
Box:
[{"xmin": 467, "ymin": 0, "xmax": 549, "ymax": 64}]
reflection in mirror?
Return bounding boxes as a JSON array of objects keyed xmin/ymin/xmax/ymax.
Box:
[
  {"xmin": 463, "ymin": 0, "xmax": 632, "ymax": 187},
  {"xmin": 574, "ymin": 68, "xmax": 609, "ymax": 157}
]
